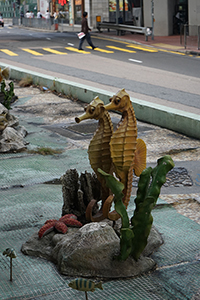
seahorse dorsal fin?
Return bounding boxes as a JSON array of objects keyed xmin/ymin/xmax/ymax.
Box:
[{"xmin": 134, "ymin": 138, "xmax": 147, "ymax": 176}]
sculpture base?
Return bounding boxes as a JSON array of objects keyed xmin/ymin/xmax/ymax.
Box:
[{"xmin": 21, "ymin": 222, "xmax": 163, "ymax": 279}]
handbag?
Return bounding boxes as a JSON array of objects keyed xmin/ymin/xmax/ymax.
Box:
[{"xmin": 78, "ymin": 32, "xmax": 85, "ymax": 39}]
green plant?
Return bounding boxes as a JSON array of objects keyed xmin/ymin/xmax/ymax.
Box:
[
  {"xmin": 98, "ymin": 155, "xmax": 175, "ymax": 261},
  {"xmin": 131, "ymin": 155, "xmax": 174, "ymax": 260},
  {"xmin": 18, "ymin": 76, "xmax": 33, "ymax": 87},
  {"xmin": 27, "ymin": 147, "xmax": 63, "ymax": 155},
  {"xmin": 1, "ymin": 80, "xmax": 14, "ymax": 110}
]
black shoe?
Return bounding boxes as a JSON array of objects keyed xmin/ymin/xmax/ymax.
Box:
[
  {"xmin": 78, "ymin": 48, "xmax": 83, "ymax": 50},
  {"xmin": 92, "ymin": 46, "xmax": 97, "ymax": 50}
]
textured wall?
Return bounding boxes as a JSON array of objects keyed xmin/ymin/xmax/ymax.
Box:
[
  {"xmin": 143, "ymin": 0, "xmax": 169, "ymax": 36},
  {"xmin": 85, "ymin": 0, "xmax": 109, "ymax": 28}
]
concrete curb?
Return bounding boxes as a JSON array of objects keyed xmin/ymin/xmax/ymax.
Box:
[{"xmin": 1, "ymin": 62, "xmax": 200, "ymax": 139}]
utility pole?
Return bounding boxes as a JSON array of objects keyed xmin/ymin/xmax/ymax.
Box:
[
  {"xmin": 68, "ymin": 0, "xmax": 74, "ymax": 26},
  {"xmin": 116, "ymin": 0, "xmax": 119, "ymax": 24},
  {"xmin": 151, "ymin": 0, "xmax": 154, "ymax": 40}
]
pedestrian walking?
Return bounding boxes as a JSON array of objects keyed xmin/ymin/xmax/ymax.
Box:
[{"xmin": 78, "ymin": 11, "xmax": 96, "ymax": 51}]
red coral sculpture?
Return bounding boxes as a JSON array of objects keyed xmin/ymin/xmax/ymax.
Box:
[{"xmin": 38, "ymin": 214, "xmax": 82, "ymax": 238}]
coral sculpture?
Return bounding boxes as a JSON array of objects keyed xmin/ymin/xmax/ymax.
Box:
[
  {"xmin": 75, "ymin": 96, "xmax": 114, "ymax": 221},
  {"xmin": 103, "ymin": 88, "xmax": 147, "ymax": 220},
  {"xmin": 38, "ymin": 214, "xmax": 82, "ymax": 238},
  {"xmin": 99, "ymin": 155, "xmax": 175, "ymax": 261}
]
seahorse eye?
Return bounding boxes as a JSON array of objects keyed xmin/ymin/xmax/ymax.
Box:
[
  {"xmin": 115, "ymin": 97, "xmax": 120, "ymax": 105},
  {"xmin": 90, "ymin": 107, "xmax": 95, "ymax": 114}
]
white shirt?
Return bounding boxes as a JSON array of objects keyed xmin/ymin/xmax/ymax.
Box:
[
  {"xmin": 26, "ymin": 12, "xmax": 31, "ymax": 18},
  {"xmin": 45, "ymin": 11, "xmax": 50, "ymax": 19}
]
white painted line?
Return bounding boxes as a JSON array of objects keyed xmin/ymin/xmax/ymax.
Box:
[
  {"xmin": 129, "ymin": 58, "xmax": 143, "ymax": 64},
  {"xmin": 68, "ymin": 43, "xmax": 74, "ymax": 46}
]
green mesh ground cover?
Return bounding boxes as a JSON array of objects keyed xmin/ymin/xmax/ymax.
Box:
[
  {"xmin": 0, "ymin": 185, "xmax": 63, "ymax": 233},
  {"xmin": 0, "ymin": 183, "xmax": 199, "ymax": 300},
  {"xmin": 0, "ymin": 149, "xmax": 91, "ymax": 188},
  {"xmin": 152, "ymin": 206, "xmax": 200, "ymax": 267}
]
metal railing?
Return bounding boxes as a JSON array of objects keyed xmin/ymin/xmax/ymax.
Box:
[
  {"xmin": 97, "ymin": 22, "xmax": 151, "ymax": 41},
  {"xmin": 180, "ymin": 24, "xmax": 200, "ymax": 50},
  {"xmin": 22, "ymin": 18, "xmax": 52, "ymax": 30}
]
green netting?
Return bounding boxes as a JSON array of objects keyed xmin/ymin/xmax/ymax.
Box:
[
  {"xmin": 0, "ymin": 149, "xmax": 91, "ymax": 188},
  {"xmin": 0, "ymin": 184, "xmax": 199, "ymax": 300}
]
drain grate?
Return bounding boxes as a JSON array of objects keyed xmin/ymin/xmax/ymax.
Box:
[{"xmin": 132, "ymin": 167, "xmax": 193, "ymax": 188}]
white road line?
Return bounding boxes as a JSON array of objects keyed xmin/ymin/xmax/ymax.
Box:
[
  {"xmin": 68, "ymin": 43, "xmax": 74, "ymax": 46},
  {"xmin": 129, "ymin": 58, "xmax": 143, "ymax": 64}
]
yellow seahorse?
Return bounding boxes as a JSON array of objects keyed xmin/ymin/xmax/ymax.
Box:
[
  {"xmin": 103, "ymin": 88, "xmax": 147, "ymax": 220},
  {"xmin": 75, "ymin": 96, "xmax": 114, "ymax": 221}
]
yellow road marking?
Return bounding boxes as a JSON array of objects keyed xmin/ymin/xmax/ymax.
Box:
[
  {"xmin": 65, "ymin": 47, "xmax": 90, "ymax": 54},
  {"xmin": 153, "ymin": 43, "xmax": 184, "ymax": 50},
  {"xmin": 127, "ymin": 44, "xmax": 158, "ymax": 52},
  {"xmin": 0, "ymin": 49, "xmax": 18, "ymax": 56},
  {"xmin": 92, "ymin": 36, "xmax": 129, "ymax": 44},
  {"xmin": 22, "ymin": 48, "xmax": 43, "ymax": 56},
  {"xmin": 43, "ymin": 48, "xmax": 68, "ymax": 54},
  {"xmin": 157, "ymin": 49, "xmax": 186, "ymax": 55},
  {"xmin": 86, "ymin": 46, "xmax": 114, "ymax": 53},
  {"xmin": 106, "ymin": 46, "xmax": 136, "ymax": 53}
]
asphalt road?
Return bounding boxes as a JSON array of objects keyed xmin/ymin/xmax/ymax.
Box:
[{"xmin": 0, "ymin": 26, "xmax": 200, "ymax": 114}]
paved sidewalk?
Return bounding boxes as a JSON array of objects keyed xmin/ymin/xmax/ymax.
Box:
[
  {"xmin": 54, "ymin": 22, "xmax": 200, "ymax": 55},
  {"xmin": 0, "ymin": 84, "xmax": 200, "ymax": 300},
  {"xmin": 92, "ymin": 30, "xmax": 200, "ymax": 55}
]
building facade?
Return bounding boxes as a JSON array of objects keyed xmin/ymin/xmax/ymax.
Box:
[
  {"xmin": 143, "ymin": 0, "xmax": 200, "ymax": 36},
  {"xmin": 0, "ymin": 0, "xmax": 199, "ymax": 36}
]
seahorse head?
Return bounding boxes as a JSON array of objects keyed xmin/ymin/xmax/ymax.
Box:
[
  {"xmin": 75, "ymin": 96, "xmax": 105, "ymax": 123},
  {"xmin": 104, "ymin": 88, "xmax": 131, "ymax": 113}
]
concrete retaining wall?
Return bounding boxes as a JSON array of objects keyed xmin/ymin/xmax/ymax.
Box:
[{"xmin": 1, "ymin": 62, "xmax": 200, "ymax": 140}]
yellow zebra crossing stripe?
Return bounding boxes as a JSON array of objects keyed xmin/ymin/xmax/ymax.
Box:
[
  {"xmin": 127, "ymin": 44, "xmax": 158, "ymax": 52},
  {"xmin": 106, "ymin": 46, "xmax": 136, "ymax": 53},
  {"xmin": 43, "ymin": 48, "xmax": 68, "ymax": 55},
  {"xmin": 22, "ymin": 48, "xmax": 43, "ymax": 56},
  {"xmin": 86, "ymin": 46, "xmax": 114, "ymax": 53},
  {"xmin": 0, "ymin": 49, "xmax": 18, "ymax": 56},
  {"xmin": 65, "ymin": 47, "xmax": 90, "ymax": 54}
]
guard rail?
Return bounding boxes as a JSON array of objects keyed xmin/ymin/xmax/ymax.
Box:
[{"xmin": 97, "ymin": 22, "xmax": 151, "ymax": 41}]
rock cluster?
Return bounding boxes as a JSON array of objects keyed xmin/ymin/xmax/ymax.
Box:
[
  {"xmin": 0, "ymin": 103, "xmax": 28, "ymax": 152},
  {"xmin": 21, "ymin": 222, "xmax": 163, "ymax": 279}
]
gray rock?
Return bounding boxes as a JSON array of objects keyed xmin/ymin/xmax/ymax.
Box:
[
  {"xmin": 21, "ymin": 222, "xmax": 162, "ymax": 279},
  {"xmin": 0, "ymin": 126, "xmax": 27, "ymax": 152},
  {"xmin": 0, "ymin": 103, "xmax": 28, "ymax": 152}
]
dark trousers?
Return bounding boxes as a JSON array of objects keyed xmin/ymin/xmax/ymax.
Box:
[{"xmin": 78, "ymin": 32, "xmax": 95, "ymax": 49}]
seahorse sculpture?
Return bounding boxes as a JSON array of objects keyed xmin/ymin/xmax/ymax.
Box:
[
  {"xmin": 75, "ymin": 96, "xmax": 114, "ymax": 221},
  {"xmin": 102, "ymin": 88, "xmax": 147, "ymax": 220}
]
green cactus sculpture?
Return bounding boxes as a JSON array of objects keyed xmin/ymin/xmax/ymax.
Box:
[
  {"xmin": 98, "ymin": 168, "xmax": 134, "ymax": 260},
  {"xmin": 98, "ymin": 155, "xmax": 174, "ymax": 261},
  {"xmin": 131, "ymin": 155, "xmax": 175, "ymax": 260}
]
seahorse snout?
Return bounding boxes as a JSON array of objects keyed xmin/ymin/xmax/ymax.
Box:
[{"xmin": 75, "ymin": 117, "xmax": 81, "ymax": 123}]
